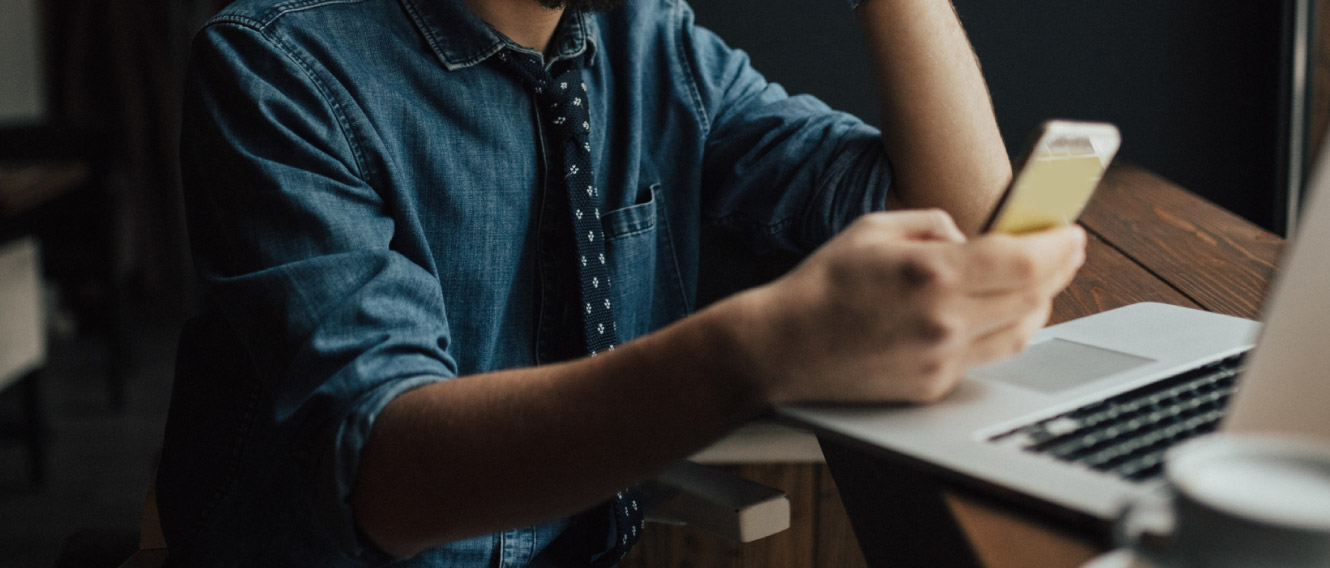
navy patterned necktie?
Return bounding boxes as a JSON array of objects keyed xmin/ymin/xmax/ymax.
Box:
[{"xmin": 493, "ymin": 48, "xmax": 644, "ymax": 565}]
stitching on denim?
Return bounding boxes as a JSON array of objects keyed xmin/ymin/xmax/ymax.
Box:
[
  {"xmin": 607, "ymin": 225, "xmax": 655, "ymax": 240},
  {"xmin": 256, "ymin": 0, "xmax": 374, "ymax": 30},
  {"xmin": 450, "ymin": 43, "xmax": 506, "ymax": 70},
  {"xmin": 396, "ymin": 0, "xmax": 450, "ymax": 65},
  {"xmin": 209, "ymin": 14, "xmax": 264, "ymax": 29},
  {"xmin": 553, "ymin": 11, "xmax": 594, "ymax": 61},
  {"xmin": 605, "ymin": 205, "xmax": 657, "ymax": 239},
  {"xmin": 208, "ymin": 0, "xmax": 370, "ymax": 31},
  {"xmin": 197, "ymin": 20, "xmax": 375, "ymax": 183},
  {"xmin": 706, "ymin": 211, "xmax": 796, "ymax": 239},
  {"xmin": 267, "ymin": 27, "xmax": 376, "ymax": 183},
  {"xmin": 801, "ymin": 137, "xmax": 865, "ymax": 248},
  {"xmin": 266, "ymin": 0, "xmax": 368, "ymax": 21},
  {"xmin": 531, "ymin": 97, "xmax": 555, "ymax": 366},
  {"xmin": 670, "ymin": 0, "xmax": 710, "ymax": 138},
  {"xmin": 651, "ymin": 185, "xmax": 694, "ymax": 315},
  {"xmin": 801, "ymin": 137, "xmax": 882, "ymax": 248},
  {"xmin": 399, "ymin": 0, "xmax": 505, "ymax": 71}
]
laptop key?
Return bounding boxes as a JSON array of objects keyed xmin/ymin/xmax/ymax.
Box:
[{"xmin": 990, "ymin": 353, "xmax": 1245, "ymax": 483}]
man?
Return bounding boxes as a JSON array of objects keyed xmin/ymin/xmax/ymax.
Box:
[{"xmin": 158, "ymin": 0, "xmax": 1086, "ymax": 565}]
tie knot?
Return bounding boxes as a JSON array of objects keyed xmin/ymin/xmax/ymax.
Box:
[{"xmin": 494, "ymin": 49, "xmax": 583, "ymax": 105}]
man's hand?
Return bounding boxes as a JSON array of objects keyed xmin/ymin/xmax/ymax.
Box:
[
  {"xmin": 355, "ymin": 208, "xmax": 1084, "ymax": 557},
  {"xmin": 730, "ymin": 209, "xmax": 1085, "ymax": 404}
]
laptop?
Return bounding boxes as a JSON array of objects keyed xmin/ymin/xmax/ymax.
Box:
[{"xmin": 776, "ymin": 134, "xmax": 1330, "ymax": 524}]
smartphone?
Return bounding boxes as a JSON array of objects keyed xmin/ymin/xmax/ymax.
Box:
[{"xmin": 983, "ymin": 120, "xmax": 1121, "ymax": 234}]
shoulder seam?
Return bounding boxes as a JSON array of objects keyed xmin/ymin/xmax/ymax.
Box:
[
  {"xmin": 203, "ymin": 20, "xmax": 375, "ymax": 183},
  {"xmin": 670, "ymin": 0, "xmax": 711, "ymax": 138},
  {"xmin": 208, "ymin": 0, "xmax": 374, "ymax": 32}
]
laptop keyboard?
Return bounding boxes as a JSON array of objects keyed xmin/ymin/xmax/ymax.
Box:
[{"xmin": 988, "ymin": 352, "xmax": 1247, "ymax": 482}]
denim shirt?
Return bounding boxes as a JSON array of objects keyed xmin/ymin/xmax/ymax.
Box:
[{"xmin": 159, "ymin": 0, "xmax": 892, "ymax": 565}]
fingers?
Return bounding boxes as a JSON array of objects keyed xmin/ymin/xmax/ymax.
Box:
[
  {"xmin": 960, "ymin": 301, "xmax": 1052, "ymax": 369},
  {"xmin": 961, "ymin": 225, "xmax": 1086, "ymax": 296},
  {"xmin": 756, "ymin": 211, "xmax": 1086, "ymax": 406},
  {"xmin": 950, "ymin": 285, "xmax": 1043, "ymax": 340},
  {"xmin": 900, "ymin": 226, "xmax": 1082, "ymax": 392},
  {"xmin": 946, "ymin": 227, "xmax": 1082, "ymax": 362},
  {"xmin": 894, "ymin": 225, "xmax": 1081, "ymax": 340}
]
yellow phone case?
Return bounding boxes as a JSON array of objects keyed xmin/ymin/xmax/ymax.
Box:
[{"xmin": 986, "ymin": 121, "xmax": 1120, "ymax": 234}]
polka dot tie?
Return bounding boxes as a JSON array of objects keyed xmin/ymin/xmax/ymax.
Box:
[{"xmin": 493, "ymin": 49, "xmax": 645, "ymax": 565}]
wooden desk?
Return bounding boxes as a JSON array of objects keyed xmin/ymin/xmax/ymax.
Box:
[{"xmin": 821, "ymin": 165, "xmax": 1285, "ymax": 567}]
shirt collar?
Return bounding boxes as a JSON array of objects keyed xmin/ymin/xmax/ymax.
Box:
[{"xmin": 398, "ymin": 0, "xmax": 599, "ymax": 71}]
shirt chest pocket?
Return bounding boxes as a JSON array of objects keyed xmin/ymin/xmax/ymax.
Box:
[{"xmin": 601, "ymin": 184, "xmax": 688, "ymax": 342}]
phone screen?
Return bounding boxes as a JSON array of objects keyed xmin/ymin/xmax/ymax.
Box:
[{"xmin": 986, "ymin": 122, "xmax": 1119, "ymax": 234}]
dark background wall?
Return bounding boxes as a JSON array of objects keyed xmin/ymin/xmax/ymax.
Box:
[
  {"xmin": 689, "ymin": 0, "xmax": 1296, "ymax": 233},
  {"xmin": 6, "ymin": 0, "xmax": 1319, "ymax": 311}
]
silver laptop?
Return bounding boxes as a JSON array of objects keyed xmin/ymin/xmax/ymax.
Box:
[{"xmin": 777, "ymin": 137, "xmax": 1330, "ymax": 523}]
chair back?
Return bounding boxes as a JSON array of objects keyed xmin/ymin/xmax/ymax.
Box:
[{"xmin": 0, "ymin": 237, "xmax": 45, "ymax": 389}]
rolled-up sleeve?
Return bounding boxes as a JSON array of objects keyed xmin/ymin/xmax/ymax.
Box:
[
  {"xmin": 683, "ymin": 10, "xmax": 893, "ymax": 253},
  {"xmin": 179, "ymin": 21, "xmax": 457, "ymax": 559}
]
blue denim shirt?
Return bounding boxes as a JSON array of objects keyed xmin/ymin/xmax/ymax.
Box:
[{"xmin": 159, "ymin": 0, "xmax": 892, "ymax": 565}]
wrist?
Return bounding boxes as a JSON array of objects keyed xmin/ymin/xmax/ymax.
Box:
[
  {"xmin": 708, "ymin": 285, "xmax": 797, "ymax": 407},
  {"xmin": 686, "ymin": 288, "xmax": 782, "ymax": 410}
]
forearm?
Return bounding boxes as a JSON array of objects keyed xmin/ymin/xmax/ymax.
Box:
[
  {"xmin": 351, "ymin": 208, "xmax": 1088, "ymax": 559},
  {"xmin": 352, "ymin": 298, "xmax": 767, "ymax": 558},
  {"xmin": 858, "ymin": 0, "xmax": 1010, "ymax": 233}
]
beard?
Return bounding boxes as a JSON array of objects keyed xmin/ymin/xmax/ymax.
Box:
[{"xmin": 536, "ymin": 0, "xmax": 623, "ymax": 11}]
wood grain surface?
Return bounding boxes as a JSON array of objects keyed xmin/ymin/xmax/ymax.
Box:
[{"xmin": 1081, "ymin": 166, "xmax": 1282, "ymax": 320}]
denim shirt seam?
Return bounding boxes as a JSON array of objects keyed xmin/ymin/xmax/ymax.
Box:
[
  {"xmin": 705, "ymin": 211, "xmax": 797, "ymax": 240},
  {"xmin": 200, "ymin": 19, "xmax": 375, "ymax": 184},
  {"xmin": 669, "ymin": 0, "xmax": 711, "ymax": 139},
  {"xmin": 399, "ymin": 0, "xmax": 505, "ymax": 71},
  {"xmin": 554, "ymin": 11, "xmax": 595, "ymax": 62},
  {"xmin": 531, "ymin": 94, "xmax": 557, "ymax": 366},
  {"xmin": 263, "ymin": 0, "xmax": 371, "ymax": 23},
  {"xmin": 266, "ymin": 27, "xmax": 376, "ymax": 183},
  {"xmin": 799, "ymin": 137, "xmax": 886, "ymax": 248},
  {"xmin": 207, "ymin": 14, "xmax": 265, "ymax": 29},
  {"xmin": 213, "ymin": 0, "xmax": 373, "ymax": 31},
  {"xmin": 800, "ymin": 140, "xmax": 864, "ymax": 248},
  {"xmin": 448, "ymin": 44, "xmax": 506, "ymax": 71},
  {"xmin": 651, "ymin": 186, "xmax": 695, "ymax": 315},
  {"xmin": 606, "ymin": 224, "xmax": 655, "ymax": 240}
]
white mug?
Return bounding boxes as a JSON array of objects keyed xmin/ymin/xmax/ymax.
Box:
[{"xmin": 1116, "ymin": 433, "xmax": 1330, "ymax": 568}]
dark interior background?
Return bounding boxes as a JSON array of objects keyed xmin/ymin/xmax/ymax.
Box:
[
  {"xmin": 689, "ymin": 0, "xmax": 1302, "ymax": 234},
  {"xmin": 1, "ymin": 1, "xmax": 1328, "ymax": 567},
  {"xmin": 3, "ymin": 0, "xmax": 1322, "ymax": 314}
]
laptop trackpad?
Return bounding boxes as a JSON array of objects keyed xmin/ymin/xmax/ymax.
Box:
[{"xmin": 970, "ymin": 338, "xmax": 1155, "ymax": 394}]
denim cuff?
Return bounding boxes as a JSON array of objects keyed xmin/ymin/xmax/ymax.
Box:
[{"xmin": 323, "ymin": 373, "xmax": 453, "ymax": 560}]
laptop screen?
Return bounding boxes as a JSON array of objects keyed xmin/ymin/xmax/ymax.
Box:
[{"xmin": 1225, "ymin": 128, "xmax": 1330, "ymax": 440}]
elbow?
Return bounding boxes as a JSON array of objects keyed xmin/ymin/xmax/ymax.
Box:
[
  {"xmin": 352, "ymin": 476, "xmax": 432, "ymax": 559},
  {"xmin": 893, "ymin": 155, "xmax": 1011, "ymax": 236},
  {"xmin": 351, "ymin": 401, "xmax": 444, "ymax": 560}
]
